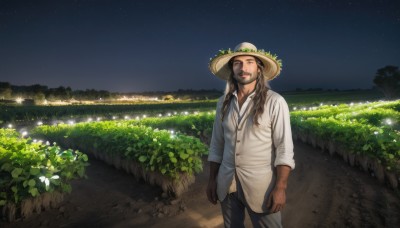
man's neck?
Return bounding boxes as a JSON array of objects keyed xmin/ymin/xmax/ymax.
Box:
[
  {"xmin": 237, "ymin": 81, "xmax": 256, "ymax": 98},
  {"xmin": 236, "ymin": 82, "xmax": 256, "ymax": 109}
]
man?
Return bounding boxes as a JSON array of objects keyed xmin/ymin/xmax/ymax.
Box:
[{"xmin": 206, "ymin": 42, "xmax": 295, "ymax": 228}]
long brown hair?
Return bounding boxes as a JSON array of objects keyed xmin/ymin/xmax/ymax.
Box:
[{"xmin": 221, "ymin": 58, "xmax": 269, "ymax": 126}]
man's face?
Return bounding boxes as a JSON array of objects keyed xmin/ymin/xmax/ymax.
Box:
[{"xmin": 231, "ymin": 55, "xmax": 260, "ymax": 85}]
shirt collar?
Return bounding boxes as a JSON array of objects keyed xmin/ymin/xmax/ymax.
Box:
[{"xmin": 233, "ymin": 90, "xmax": 256, "ymax": 99}]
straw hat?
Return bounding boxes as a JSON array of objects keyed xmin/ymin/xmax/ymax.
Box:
[{"xmin": 209, "ymin": 42, "xmax": 282, "ymax": 81}]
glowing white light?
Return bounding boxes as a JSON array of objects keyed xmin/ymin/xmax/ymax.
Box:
[
  {"xmin": 7, "ymin": 124, "xmax": 13, "ymax": 128},
  {"xmin": 170, "ymin": 130, "xmax": 174, "ymax": 134},
  {"xmin": 293, "ymin": 107, "xmax": 297, "ymax": 110},
  {"xmin": 33, "ymin": 139, "xmax": 37, "ymax": 143},
  {"xmin": 16, "ymin": 97, "xmax": 23, "ymax": 104},
  {"xmin": 39, "ymin": 175, "xmax": 59, "ymax": 190},
  {"xmin": 112, "ymin": 116, "xmax": 117, "ymax": 120},
  {"xmin": 302, "ymin": 108, "xmax": 306, "ymax": 111},
  {"xmin": 167, "ymin": 113, "xmax": 171, "ymax": 116},
  {"xmin": 135, "ymin": 116, "xmax": 140, "ymax": 120},
  {"xmin": 124, "ymin": 115, "xmax": 130, "ymax": 120},
  {"xmin": 39, "ymin": 176, "xmax": 49, "ymax": 187},
  {"xmin": 46, "ymin": 141, "xmax": 50, "ymax": 146},
  {"xmin": 320, "ymin": 103, "xmax": 323, "ymax": 106},
  {"xmin": 21, "ymin": 131, "xmax": 28, "ymax": 137},
  {"xmin": 158, "ymin": 114, "xmax": 162, "ymax": 117},
  {"xmin": 350, "ymin": 102, "xmax": 354, "ymax": 106},
  {"xmin": 68, "ymin": 120, "xmax": 75, "ymax": 125},
  {"xmin": 184, "ymin": 111, "xmax": 189, "ymax": 115},
  {"xmin": 174, "ymin": 111, "xmax": 177, "ymax": 115},
  {"xmin": 96, "ymin": 117, "xmax": 101, "ymax": 121},
  {"xmin": 37, "ymin": 121, "xmax": 43, "ymax": 126},
  {"xmin": 143, "ymin": 115, "xmax": 147, "ymax": 118},
  {"xmin": 385, "ymin": 119, "xmax": 392, "ymax": 125},
  {"xmin": 87, "ymin": 117, "xmax": 93, "ymax": 122},
  {"xmin": 374, "ymin": 131, "xmax": 379, "ymax": 135}
]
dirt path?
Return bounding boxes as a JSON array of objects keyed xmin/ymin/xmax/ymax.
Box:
[{"xmin": 2, "ymin": 140, "xmax": 400, "ymax": 227}]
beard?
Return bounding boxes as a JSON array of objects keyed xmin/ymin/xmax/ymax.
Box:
[{"xmin": 234, "ymin": 71, "xmax": 258, "ymax": 85}]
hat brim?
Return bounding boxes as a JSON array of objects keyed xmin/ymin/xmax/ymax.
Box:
[{"xmin": 209, "ymin": 52, "xmax": 281, "ymax": 81}]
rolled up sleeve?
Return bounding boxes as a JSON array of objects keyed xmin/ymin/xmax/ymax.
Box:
[
  {"xmin": 208, "ymin": 97, "xmax": 225, "ymax": 164},
  {"xmin": 271, "ymin": 96, "xmax": 295, "ymax": 169}
]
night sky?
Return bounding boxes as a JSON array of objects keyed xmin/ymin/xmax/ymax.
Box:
[{"xmin": 1, "ymin": 0, "xmax": 399, "ymax": 92}]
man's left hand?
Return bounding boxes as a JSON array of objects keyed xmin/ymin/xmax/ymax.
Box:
[{"xmin": 266, "ymin": 187, "xmax": 286, "ymax": 213}]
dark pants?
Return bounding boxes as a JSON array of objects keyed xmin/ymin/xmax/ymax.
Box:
[{"xmin": 220, "ymin": 192, "xmax": 282, "ymax": 228}]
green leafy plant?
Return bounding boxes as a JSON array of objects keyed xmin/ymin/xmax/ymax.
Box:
[{"xmin": 0, "ymin": 129, "xmax": 88, "ymax": 206}]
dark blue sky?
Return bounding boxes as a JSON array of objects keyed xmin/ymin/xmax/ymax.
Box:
[{"xmin": 1, "ymin": 0, "xmax": 399, "ymax": 92}]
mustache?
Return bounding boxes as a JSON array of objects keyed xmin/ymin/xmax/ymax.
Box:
[{"xmin": 239, "ymin": 71, "xmax": 252, "ymax": 76}]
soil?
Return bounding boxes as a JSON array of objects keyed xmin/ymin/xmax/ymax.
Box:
[{"xmin": 1, "ymin": 140, "xmax": 400, "ymax": 228}]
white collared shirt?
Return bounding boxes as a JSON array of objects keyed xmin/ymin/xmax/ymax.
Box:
[{"xmin": 208, "ymin": 89, "xmax": 295, "ymax": 213}]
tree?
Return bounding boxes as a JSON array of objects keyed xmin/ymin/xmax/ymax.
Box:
[
  {"xmin": 373, "ymin": 65, "xmax": 400, "ymax": 99},
  {"xmin": 34, "ymin": 92, "xmax": 46, "ymax": 104},
  {"xmin": 0, "ymin": 82, "xmax": 12, "ymax": 99}
]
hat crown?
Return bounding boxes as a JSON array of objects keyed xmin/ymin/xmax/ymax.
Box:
[{"xmin": 234, "ymin": 42, "xmax": 257, "ymax": 52}]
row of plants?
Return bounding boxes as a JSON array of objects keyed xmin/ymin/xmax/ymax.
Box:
[
  {"xmin": 0, "ymin": 129, "xmax": 89, "ymax": 221},
  {"xmin": 0, "ymin": 101, "xmax": 217, "ymax": 123},
  {"xmin": 291, "ymin": 100, "xmax": 400, "ymax": 189},
  {"xmin": 125, "ymin": 112, "xmax": 215, "ymax": 144},
  {"xmin": 31, "ymin": 119, "xmax": 209, "ymax": 196}
]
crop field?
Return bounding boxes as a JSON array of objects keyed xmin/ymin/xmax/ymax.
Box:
[
  {"xmin": 1, "ymin": 89, "xmax": 399, "ymax": 223},
  {"xmin": 0, "ymin": 90, "xmax": 384, "ymax": 125},
  {"xmin": 291, "ymin": 99, "xmax": 400, "ymax": 188}
]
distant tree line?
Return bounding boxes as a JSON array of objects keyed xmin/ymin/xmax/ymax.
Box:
[
  {"xmin": 0, "ymin": 82, "xmax": 113, "ymax": 102},
  {"xmin": 0, "ymin": 82, "xmax": 224, "ymax": 104}
]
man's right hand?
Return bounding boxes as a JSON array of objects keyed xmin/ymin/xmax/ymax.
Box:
[{"xmin": 206, "ymin": 180, "xmax": 218, "ymax": 204}]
